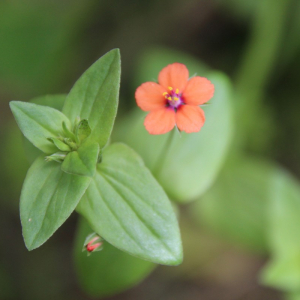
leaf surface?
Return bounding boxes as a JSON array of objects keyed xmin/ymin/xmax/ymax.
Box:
[
  {"xmin": 76, "ymin": 143, "xmax": 182, "ymax": 265},
  {"xmin": 10, "ymin": 101, "xmax": 71, "ymax": 154},
  {"xmin": 261, "ymin": 169, "xmax": 300, "ymax": 291},
  {"xmin": 61, "ymin": 142, "xmax": 99, "ymax": 177},
  {"xmin": 62, "ymin": 49, "xmax": 121, "ymax": 148},
  {"xmin": 191, "ymin": 156, "xmax": 274, "ymax": 253},
  {"xmin": 20, "ymin": 156, "xmax": 91, "ymax": 250}
]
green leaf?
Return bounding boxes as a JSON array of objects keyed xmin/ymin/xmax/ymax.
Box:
[
  {"xmin": 262, "ymin": 254, "xmax": 300, "ymax": 292},
  {"xmin": 75, "ymin": 119, "xmax": 91, "ymax": 143},
  {"xmin": 114, "ymin": 72, "xmax": 233, "ymax": 202},
  {"xmin": 76, "ymin": 143, "xmax": 182, "ymax": 265},
  {"xmin": 62, "ymin": 49, "xmax": 121, "ymax": 148},
  {"xmin": 22, "ymin": 94, "xmax": 68, "ymax": 164},
  {"xmin": 261, "ymin": 169, "xmax": 300, "ymax": 291},
  {"xmin": 286, "ymin": 292, "xmax": 300, "ymax": 300},
  {"xmin": 0, "ymin": 2, "xmax": 96, "ymax": 95},
  {"xmin": 61, "ymin": 142, "xmax": 99, "ymax": 177},
  {"xmin": 20, "ymin": 155, "xmax": 91, "ymax": 250},
  {"xmin": 10, "ymin": 101, "xmax": 71, "ymax": 154},
  {"xmin": 190, "ymin": 156, "xmax": 274, "ymax": 253},
  {"xmin": 48, "ymin": 137, "xmax": 71, "ymax": 152},
  {"xmin": 73, "ymin": 217, "xmax": 155, "ymax": 297}
]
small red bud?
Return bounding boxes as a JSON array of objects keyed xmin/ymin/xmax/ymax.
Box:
[
  {"xmin": 83, "ymin": 233, "xmax": 104, "ymax": 255},
  {"xmin": 86, "ymin": 242, "xmax": 102, "ymax": 252}
]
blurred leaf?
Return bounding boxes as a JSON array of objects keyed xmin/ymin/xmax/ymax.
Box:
[
  {"xmin": 287, "ymin": 292, "xmax": 300, "ymax": 300},
  {"xmin": 10, "ymin": 101, "xmax": 71, "ymax": 154},
  {"xmin": 62, "ymin": 49, "xmax": 121, "ymax": 148},
  {"xmin": 262, "ymin": 254, "xmax": 300, "ymax": 292},
  {"xmin": 61, "ymin": 142, "xmax": 99, "ymax": 177},
  {"xmin": 114, "ymin": 72, "xmax": 233, "ymax": 202},
  {"xmin": 0, "ymin": 1, "xmax": 96, "ymax": 96},
  {"xmin": 76, "ymin": 143, "xmax": 182, "ymax": 265},
  {"xmin": 20, "ymin": 156, "xmax": 91, "ymax": 250},
  {"xmin": 190, "ymin": 156, "xmax": 274, "ymax": 253},
  {"xmin": 234, "ymin": 0, "xmax": 291, "ymax": 150},
  {"xmin": 261, "ymin": 169, "xmax": 300, "ymax": 291},
  {"xmin": 74, "ymin": 217, "xmax": 155, "ymax": 297}
]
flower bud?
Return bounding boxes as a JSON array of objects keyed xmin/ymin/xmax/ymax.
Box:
[
  {"xmin": 45, "ymin": 152, "xmax": 67, "ymax": 163},
  {"xmin": 83, "ymin": 232, "xmax": 103, "ymax": 256}
]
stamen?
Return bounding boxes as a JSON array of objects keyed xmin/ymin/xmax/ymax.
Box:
[
  {"xmin": 167, "ymin": 97, "xmax": 172, "ymax": 101},
  {"xmin": 175, "ymin": 89, "xmax": 179, "ymax": 94},
  {"xmin": 163, "ymin": 92, "xmax": 168, "ymax": 96},
  {"xmin": 174, "ymin": 97, "xmax": 179, "ymax": 101},
  {"xmin": 168, "ymin": 86, "xmax": 173, "ymax": 91}
]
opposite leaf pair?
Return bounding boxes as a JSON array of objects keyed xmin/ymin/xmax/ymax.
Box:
[
  {"xmin": 11, "ymin": 101, "xmax": 99, "ymax": 177},
  {"xmin": 47, "ymin": 118, "xmax": 97, "ymax": 177},
  {"xmin": 10, "ymin": 49, "xmax": 182, "ymax": 266}
]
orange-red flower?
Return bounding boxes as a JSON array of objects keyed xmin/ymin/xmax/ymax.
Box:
[{"xmin": 135, "ymin": 63, "xmax": 214, "ymax": 135}]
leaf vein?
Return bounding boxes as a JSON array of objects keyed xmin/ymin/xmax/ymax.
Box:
[
  {"xmin": 99, "ymin": 173, "xmax": 174, "ymax": 256},
  {"xmin": 101, "ymin": 166, "xmax": 169, "ymax": 221},
  {"xmin": 30, "ymin": 169, "xmax": 64, "ymax": 247},
  {"xmin": 92, "ymin": 176, "xmax": 145, "ymax": 252},
  {"xmin": 17, "ymin": 107, "xmax": 60, "ymax": 136}
]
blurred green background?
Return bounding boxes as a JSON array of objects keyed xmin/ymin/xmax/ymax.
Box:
[{"xmin": 1, "ymin": 0, "xmax": 300, "ymax": 299}]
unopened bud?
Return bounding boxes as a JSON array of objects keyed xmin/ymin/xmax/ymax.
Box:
[
  {"xmin": 83, "ymin": 233, "xmax": 103, "ymax": 256},
  {"xmin": 63, "ymin": 138, "xmax": 78, "ymax": 151},
  {"xmin": 45, "ymin": 152, "xmax": 67, "ymax": 163}
]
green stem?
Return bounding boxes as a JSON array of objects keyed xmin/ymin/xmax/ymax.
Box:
[
  {"xmin": 153, "ymin": 129, "xmax": 176, "ymax": 176},
  {"xmin": 236, "ymin": 0, "xmax": 290, "ymax": 101},
  {"xmin": 234, "ymin": 0, "xmax": 291, "ymax": 136}
]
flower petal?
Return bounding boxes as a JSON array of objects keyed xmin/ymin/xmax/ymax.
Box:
[
  {"xmin": 135, "ymin": 82, "xmax": 166, "ymax": 111},
  {"xmin": 176, "ymin": 105, "xmax": 205, "ymax": 133},
  {"xmin": 144, "ymin": 108, "xmax": 176, "ymax": 135},
  {"xmin": 158, "ymin": 63, "xmax": 189, "ymax": 92},
  {"xmin": 182, "ymin": 76, "xmax": 214, "ymax": 105}
]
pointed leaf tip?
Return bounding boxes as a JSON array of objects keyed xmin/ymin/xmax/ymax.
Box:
[
  {"xmin": 21, "ymin": 156, "xmax": 91, "ymax": 250},
  {"xmin": 9, "ymin": 101, "xmax": 71, "ymax": 154},
  {"xmin": 62, "ymin": 49, "xmax": 121, "ymax": 148}
]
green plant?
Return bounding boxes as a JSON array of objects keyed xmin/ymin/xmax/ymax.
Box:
[{"xmin": 10, "ymin": 49, "xmax": 182, "ymax": 268}]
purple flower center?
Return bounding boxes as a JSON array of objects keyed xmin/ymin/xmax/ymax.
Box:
[{"xmin": 163, "ymin": 87, "xmax": 184, "ymax": 109}]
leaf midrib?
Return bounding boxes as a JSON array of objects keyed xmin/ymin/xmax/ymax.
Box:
[
  {"xmin": 15, "ymin": 105, "xmax": 61, "ymax": 136},
  {"xmin": 83, "ymin": 60, "xmax": 114, "ymax": 119},
  {"xmin": 89, "ymin": 177, "xmax": 144, "ymax": 252},
  {"xmin": 101, "ymin": 166, "xmax": 170, "ymax": 221},
  {"xmin": 30, "ymin": 168, "xmax": 64, "ymax": 248},
  {"xmin": 99, "ymin": 172, "xmax": 175, "ymax": 257}
]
